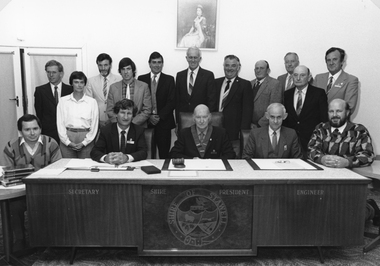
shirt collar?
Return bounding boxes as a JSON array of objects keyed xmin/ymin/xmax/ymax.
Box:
[
  {"xmin": 225, "ymin": 76, "xmax": 236, "ymax": 83},
  {"xmin": 331, "ymin": 122, "xmax": 347, "ymax": 134},
  {"xmin": 117, "ymin": 124, "xmax": 130, "ymax": 135},
  {"xmin": 268, "ymin": 127, "xmax": 280, "ymax": 135},
  {"xmin": 20, "ymin": 136, "xmax": 43, "ymax": 146},
  {"xmin": 69, "ymin": 93, "xmax": 88, "ymax": 102},
  {"xmin": 295, "ymin": 84, "xmax": 309, "ymax": 94},
  {"xmin": 329, "ymin": 69, "xmax": 342, "ymax": 80},
  {"xmin": 188, "ymin": 66, "xmax": 199, "ymax": 75},
  {"xmin": 196, "ymin": 126, "xmax": 208, "ymax": 136},
  {"xmin": 50, "ymin": 82, "xmax": 62, "ymax": 89},
  {"xmin": 150, "ymin": 72, "xmax": 161, "ymax": 80}
]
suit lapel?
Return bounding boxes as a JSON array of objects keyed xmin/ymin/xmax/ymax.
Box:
[
  {"xmin": 111, "ymin": 124, "xmax": 120, "ymax": 151},
  {"xmin": 126, "ymin": 124, "xmax": 136, "ymax": 154},
  {"xmin": 277, "ymin": 128, "xmax": 287, "ymax": 157},
  {"xmin": 260, "ymin": 129, "xmax": 270, "ymax": 157},
  {"xmin": 255, "ymin": 78, "xmax": 268, "ymax": 101},
  {"xmin": 224, "ymin": 78, "xmax": 240, "ymax": 107},
  {"xmin": 44, "ymin": 84, "xmax": 56, "ymax": 105},
  {"xmin": 286, "ymin": 88, "xmax": 297, "ymax": 117},
  {"xmin": 330, "ymin": 71, "xmax": 347, "ymax": 98}
]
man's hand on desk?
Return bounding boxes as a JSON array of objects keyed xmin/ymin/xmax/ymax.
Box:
[
  {"xmin": 105, "ymin": 152, "xmax": 129, "ymax": 165},
  {"xmin": 321, "ymin": 155, "xmax": 349, "ymax": 168}
]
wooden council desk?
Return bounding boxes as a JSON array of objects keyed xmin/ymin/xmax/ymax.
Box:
[{"xmin": 24, "ymin": 159, "xmax": 370, "ymax": 257}]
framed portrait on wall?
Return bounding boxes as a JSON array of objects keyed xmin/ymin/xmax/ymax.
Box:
[{"xmin": 176, "ymin": 0, "xmax": 218, "ymax": 50}]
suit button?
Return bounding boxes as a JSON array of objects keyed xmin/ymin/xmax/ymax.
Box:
[{"xmin": 297, "ymin": 122, "xmax": 300, "ymax": 124}]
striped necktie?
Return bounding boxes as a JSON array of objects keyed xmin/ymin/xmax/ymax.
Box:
[
  {"xmin": 221, "ymin": 79, "xmax": 231, "ymax": 109},
  {"xmin": 326, "ymin": 76, "xmax": 333, "ymax": 93},
  {"xmin": 296, "ymin": 90, "xmax": 303, "ymax": 116},
  {"xmin": 189, "ymin": 71, "xmax": 194, "ymax": 95},
  {"xmin": 103, "ymin": 77, "xmax": 108, "ymax": 98}
]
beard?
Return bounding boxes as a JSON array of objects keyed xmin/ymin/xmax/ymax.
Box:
[{"xmin": 330, "ymin": 116, "xmax": 347, "ymax": 128}]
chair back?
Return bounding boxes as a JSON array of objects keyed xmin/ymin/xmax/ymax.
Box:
[
  {"xmin": 239, "ymin": 129, "xmax": 251, "ymax": 159},
  {"xmin": 178, "ymin": 112, "xmax": 223, "ymax": 131},
  {"xmin": 144, "ymin": 128, "xmax": 156, "ymax": 159}
]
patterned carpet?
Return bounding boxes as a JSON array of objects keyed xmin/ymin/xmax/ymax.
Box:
[{"xmin": 1, "ymin": 188, "xmax": 380, "ymax": 266}]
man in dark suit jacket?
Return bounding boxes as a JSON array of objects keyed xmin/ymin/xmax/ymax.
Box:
[
  {"xmin": 34, "ymin": 60, "xmax": 72, "ymax": 144},
  {"xmin": 215, "ymin": 55, "xmax": 253, "ymax": 142},
  {"xmin": 175, "ymin": 47, "xmax": 216, "ymax": 121},
  {"xmin": 251, "ymin": 60, "xmax": 282, "ymax": 128},
  {"xmin": 170, "ymin": 104, "xmax": 235, "ymax": 159},
  {"xmin": 283, "ymin": 65, "xmax": 328, "ymax": 156},
  {"xmin": 242, "ymin": 103, "xmax": 302, "ymax": 159},
  {"xmin": 91, "ymin": 99, "xmax": 147, "ymax": 163},
  {"xmin": 138, "ymin": 52, "xmax": 175, "ymax": 159}
]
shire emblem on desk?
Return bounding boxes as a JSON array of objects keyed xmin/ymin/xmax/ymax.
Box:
[{"xmin": 168, "ymin": 188, "xmax": 228, "ymax": 247}]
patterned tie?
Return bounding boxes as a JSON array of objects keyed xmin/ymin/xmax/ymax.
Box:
[
  {"xmin": 296, "ymin": 90, "xmax": 303, "ymax": 116},
  {"xmin": 221, "ymin": 79, "xmax": 231, "ymax": 109},
  {"xmin": 54, "ymin": 86, "xmax": 59, "ymax": 104},
  {"xmin": 120, "ymin": 130, "xmax": 126, "ymax": 154},
  {"xmin": 326, "ymin": 76, "xmax": 333, "ymax": 94},
  {"xmin": 272, "ymin": 131, "xmax": 277, "ymax": 150},
  {"xmin": 122, "ymin": 83, "xmax": 126, "ymax": 99},
  {"xmin": 189, "ymin": 71, "xmax": 194, "ymax": 95},
  {"xmin": 103, "ymin": 77, "xmax": 108, "ymax": 98},
  {"xmin": 199, "ymin": 132, "xmax": 205, "ymax": 143},
  {"xmin": 286, "ymin": 75, "xmax": 293, "ymax": 91}
]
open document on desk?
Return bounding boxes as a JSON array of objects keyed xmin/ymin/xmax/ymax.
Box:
[
  {"xmin": 247, "ymin": 158, "xmax": 323, "ymax": 170},
  {"xmin": 163, "ymin": 159, "xmax": 232, "ymax": 171},
  {"xmin": 65, "ymin": 158, "xmax": 154, "ymax": 170}
]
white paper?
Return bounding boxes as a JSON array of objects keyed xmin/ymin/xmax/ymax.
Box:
[
  {"xmin": 168, "ymin": 159, "xmax": 226, "ymax": 171},
  {"xmin": 251, "ymin": 159, "xmax": 316, "ymax": 170},
  {"xmin": 65, "ymin": 158, "xmax": 154, "ymax": 170},
  {"xmin": 30, "ymin": 168, "xmax": 66, "ymax": 176}
]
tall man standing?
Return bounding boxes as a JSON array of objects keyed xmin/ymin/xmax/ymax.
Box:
[
  {"xmin": 283, "ymin": 65, "xmax": 328, "ymax": 156},
  {"xmin": 214, "ymin": 55, "xmax": 253, "ymax": 144},
  {"xmin": 175, "ymin": 46, "xmax": 216, "ymax": 122},
  {"xmin": 106, "ymin": 57, "xmax": 152, "ymax": 128},
  {"xmin": 86, "ymin": 53, "xmax": 121, "ymax": 127},
  {"xmin": 251, "ymin": 60, "xmax": 282, "ymax": 128},
  {"xmin": 314, "ymin": 47, "xmax": 359, "ymax": 113},
  {"xmin": 277, "ymin": 52, "xmax": 300, "ymax": 92},
  {"xmin": 34, "ymin": 60, "xmax": 73, "ymax": 143},
  {"xmin": 138, "ymin": 52, "xmax": 175, "ymax": 159}
]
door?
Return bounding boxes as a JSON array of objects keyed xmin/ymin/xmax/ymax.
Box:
[{"xmin": 0, "ymin": 46, "xmax": 23, "ymax": 166}]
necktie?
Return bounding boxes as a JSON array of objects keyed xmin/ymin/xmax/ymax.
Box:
[
  {"xmin": 151, "ymin": 75, "xmax": 157, "ymax": 114},
  {"xmin": 286, "ymin": 75, "xmax": 293, "ymax": 91},
  {"xmin": 272, "ymin": 131, "xmax": 277, "ymax": 150},
  {"xmin": 296, "ymin": 90, "xmax": 303, "ymax": 116},
  {"xmin": 221, "ymin": 79, "xmax": 231, "ymax": 109},
  {"xmin": 189, "ymin": 71, "xmax": 194, "ymax": 95},
  {"xmin": 126, "ymin": 84, "xmax": 130, "ymax": 99},
  {"xmin": 326, "ymin": 76, "xmax": 333, "ymax": 94},
  {"xmin": 199, "ymin": 132, "xmax": 205, "ymax": 143},
  {"xmin": 252, "ymin": 80, "xmax": 260, "ymax": 99},
  {"xmin": 329, "ymin": 128, "xmax": 341, "ymax": 155},
  {"xmin": 103, "ymin": 77, "xmax": 108, "ymax": 98},
  {"xmin": 122, "ymin": 83, "xmax": 126, "ymax": 99},
  {"xmin": 120, "ymin": 130, "xmax": 126, "ymax": 154},
  {"xmin": 54, "ymin": 86, "xmax": 59, "ymax": 104}
]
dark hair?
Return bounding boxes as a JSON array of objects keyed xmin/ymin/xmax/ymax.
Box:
[
  {"xmin": 96, "ymin": 53, "xmax": 112, "ymax": 64},
  {"xmin": 325, "ymin": 47, "xmax": 345, "ymax": 62},
  {"xmin": 69, "ymin": 71, "xmax": 87, "ymax": 86},
  {"xmin": 118, "ymin": 57, "xmax": 136, "ymax": 77},
  {"xmin": 45, "ymin": 60, "xmax": 64, "ymax": 72},
  {"xmin": 224, "ymin": 54, "xmax": 240, "ymax": 63},
  {"xmin": 113, "ymin": 99, "xmax": 137, "ymax": 116},
  {"xmin": 17, "ymin": 114, "xmax": 41, "ymax": 131},
  {"xmin": 148, "ymin": 52, "xmax": 164, "ymax": 64}
]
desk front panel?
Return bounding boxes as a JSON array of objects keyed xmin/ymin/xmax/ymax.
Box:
[
  {"xmin": 27, "ymin": 183, "xmax": 142, "ymax": 247},
  {"xmin": 253, "ymin": 183, "xmax": 367, "ymax": 246},
  {"xmin": 142, "ymin": 185, "xmax": 254, "ymax": 255}
]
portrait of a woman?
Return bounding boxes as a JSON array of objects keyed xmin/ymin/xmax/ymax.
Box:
[{"xmin": 178, "ymin": 5, "xmax": 207, "ymax": 48}]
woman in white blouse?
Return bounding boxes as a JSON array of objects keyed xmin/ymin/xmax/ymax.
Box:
[{"xmin": 57, "ymin": 71, "xmax": 99, "ymax": 158}]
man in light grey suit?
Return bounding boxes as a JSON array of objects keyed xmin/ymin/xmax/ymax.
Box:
[
  {"xmin": 251, "ymin": 60, "xmax": 282, "ymax": 128},
  {"xmin": 106, "ymin": 57, "xmax": 152, "ymax": 127},
  {"xmin": 313, "ymin": 47, "xmax": 359, "ymax": 113},
  {"xmin": 86, "ymin": 53, "xmax": 121, "ymax": 127},
  {"xmin": 277, "ymin": 52, "xmax": 299, "ymax": 92}
]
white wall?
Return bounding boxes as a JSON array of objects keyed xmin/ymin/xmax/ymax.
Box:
[{"xmin": 1, "ymin": 0, "xmax": 379, "ymax": 152}]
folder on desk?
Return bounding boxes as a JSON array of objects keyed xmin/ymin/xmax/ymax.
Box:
[{"xmin": 247, "ymin": 159, "xmax": 323, "ymax": 171}]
